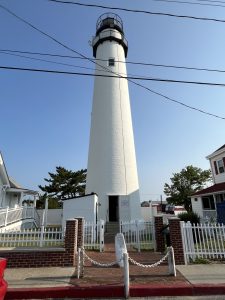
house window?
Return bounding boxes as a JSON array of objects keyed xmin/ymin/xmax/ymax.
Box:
[
  {"xmin": 217, "ymin": 159, "xmax": 225, "ymax": 174},
  {"xmin": 216, "ymin": 193, "xmax": 225, "ymax": 203},
  {"xmin": 202, "ymin": 196, "xmax": 215, "ymax": 210},
  {"xmin": 108, "ymin": 58, "xmax": 115, "ymax": 67}
]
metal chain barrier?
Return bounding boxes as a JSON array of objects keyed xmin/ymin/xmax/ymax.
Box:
[
  {"xmin": 82, "ymin": 248, "xmax": 122, "ymax": 267},
  {"xmin": 128, "ymin": 248, "xmax": 170, "ymax": 268}
]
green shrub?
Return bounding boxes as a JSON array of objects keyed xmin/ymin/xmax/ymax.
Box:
[{"xmin": 178, "ymin": 211, "xmax": 200, "ymax": 225}]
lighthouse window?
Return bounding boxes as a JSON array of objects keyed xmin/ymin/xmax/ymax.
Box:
[{"xmin": 108, "ymin": 58, "xmax": 115, "ymax": 67}]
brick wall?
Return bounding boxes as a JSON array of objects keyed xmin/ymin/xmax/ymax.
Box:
[
  {"xmin": 168, "ymin": 217, "xmax": 185, "ymax": 265},
  {"xmin": 0, "ymin": 219, "xmax": 78, "ymax": 268}
]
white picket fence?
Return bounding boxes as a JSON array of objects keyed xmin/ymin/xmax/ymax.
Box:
[
  {"xmin": 0, "ymin": 219, "xmax": 155, "ymax": 252},
  {"xmin": 181, "ymin": 221, "xmax": 225, "ymax": 264},
  {"xmin": 120, "ymin": 220, "xmax": 155, "ymax": 252},
  {"xmin": 0, "ymin": 226, "xmax": 64, "ymax": 247},
  {"xmin": 84, "ymin": 220, "xmax": 104, "ymax": 251}
]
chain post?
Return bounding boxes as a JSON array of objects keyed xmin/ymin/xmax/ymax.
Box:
[
  {"xmin": 100, "ymin": 219, "xmax": 104, "ymax": 252},
  {"xmin": 77, "ymin": 248, "xmax": 81, "ymax": 279},
  {"xmin": 168, "ymin": 246, "xmax": 176, "ymax": 276},
  {"xmin": 123, "ymin": 252, "xmax": 130, "ymax": 299}
]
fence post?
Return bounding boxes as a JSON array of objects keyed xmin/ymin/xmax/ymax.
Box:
[
  {"xmin": 4, "ymin": 207, "xmax": 9, "ymax": 227},
  {"xmin": 123, "ymin": 252, "xmax": 129, "ymax": 299},
  {"xmin": 168, "ymin": 246, "xmax": 176, "ymax": 276},
  {"xmin": 40, "ymin": 224, "xmax": 44, "ymax": 247},
  {"xmin": 180, "ymin": 221, "xmax": 188, "ymax": 265},
  {"xmin": 100, "ymin": 219, "xmax": 104, "ymax": 252},
  {"xmin": 135, "ymin": 220, "xmax": 140, "ymax": 252}
]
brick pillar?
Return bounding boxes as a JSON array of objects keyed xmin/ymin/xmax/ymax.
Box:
[
  {"xmin": 75, "ymin": 217, "xmax": 84, "ymax": 248},
  {"xmin": 65, "ymin": 219, "xmax": 78, "ymax": 266},
  {"xmin": 168, "ymin": 217, "xmax": 185, "ymax": 265},
  {"xmin": 154, "ymin": 215, "xmax": 165, "ymax": 252}
]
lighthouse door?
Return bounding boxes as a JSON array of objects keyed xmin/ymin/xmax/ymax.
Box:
[{"xmin": 108, "ymin": 196, "xmax": 119, "ymax": 222}]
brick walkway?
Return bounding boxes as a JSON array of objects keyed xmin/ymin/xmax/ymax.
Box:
[{"xmin": 70, "ymin": 243, "xmax": 188, "ymax": 287}]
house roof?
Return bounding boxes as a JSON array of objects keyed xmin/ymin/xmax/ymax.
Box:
[
  {"xmin": 9, "ymin": 177, "xmax": 22, "ymax": 189},
  {"xmin": 207, "ymin": 144, "xmax": 225, "ymax": 159},
  {"xmin": 192, "ymin": 182, "xmax": 225, "ymax": 196},
  {"xmin": 0, "ymin": 151, "xmax": 38, "ymax": 196},
  {"xmin": 0, "ymin": 152, "xmax": 10, "ymax": 186},
  {"xmin": 215, "ymin": 144, "xmax": 225, "ymax": 152}
]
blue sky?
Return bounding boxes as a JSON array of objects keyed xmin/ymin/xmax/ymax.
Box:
[{"xmin": 0, "ymin": 0, "xmax": 225, "ymax": 202}]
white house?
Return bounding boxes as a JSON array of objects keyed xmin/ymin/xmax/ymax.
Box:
[
  {"xmin": 0, "ymin": 152, "xmax": 40, "ymax": 230},
  {"xmin": 0, "ymin": 152, "xmax": 38, "ymax": 208},
  {"xmin": 191, "ymin": 144, "xmax": 225, "ymax": 223}
]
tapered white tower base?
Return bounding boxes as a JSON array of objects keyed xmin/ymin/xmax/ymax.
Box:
[{"xmin": 85, "ymin": 14, "xmax": 141, "ymax": 222}]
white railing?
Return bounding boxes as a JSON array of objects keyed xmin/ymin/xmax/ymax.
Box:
[
  {"xmin": 0, "ymin": 226, "xmax": 64, "ymax": 247},
  {"xmin": 120, "ymin": 220, "xmax": 155, "ymax": 252},
  {"xmin": 84, "ymin": 220, "xmax": 104, "ymax": 252},
  {"xmin": 0, "ymin": 206, "xmax": 40, "ymax": 229},
  {"xmin": 0, "ymin": 206, "xmax": 40, "ymax": 227},
  {"xmin": 181, "ymin": 221, "xmax": 225, "ymax": 264}
]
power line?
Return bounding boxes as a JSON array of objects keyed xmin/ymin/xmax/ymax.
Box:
[
  {"xmin": 2, "ymin": 64, "xmax": 225, "ymax": 88},
  {"xmin": 0, "ymin": 50, "xmax": 97, "ymax": 72},
  {"xmin": 48, "ymin": 0, "xmax": 225, "ymax": 24},
  {"xmin": 1, "ymin": 65, "xmax": 225, "ymax": 120},
  {"xmin": 0, "ymin": 4, "xmax": 224, "ymax": 120},
  {"xmin": 4, "ymin": 50, "xmax": 225, "ymax": 81},
  {"xmin": 176, "ymin": 0, "xmax": 225, "ymax": 4},
  {"xmin": 151, "ymin": 0, "xmax": 225, "ymax": 8},
  {"xmin": 1, "ymin": 48, "xmax": 225, "ymax": 74}
]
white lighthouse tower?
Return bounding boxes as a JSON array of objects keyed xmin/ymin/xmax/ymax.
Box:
[{"xmin": 85, "ymin": 13, "xmax": 142, "ymax": 223}]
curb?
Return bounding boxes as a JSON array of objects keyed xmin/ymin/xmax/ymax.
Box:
[{"xmin": 5, "ymin": 283, "xmax": 225, "ymax": 299}]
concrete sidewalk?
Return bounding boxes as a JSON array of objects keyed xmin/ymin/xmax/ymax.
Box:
[
  {"xmin": 3, "ymin": 263, "xmax": 225, "ymax": 299},
  {"xmin": 4, "ymin": 267, "xmax": 75, "ymax": 288},
  {"xmin": 176, "ymin": 264, "xmax": 225, "ymax": 285}
]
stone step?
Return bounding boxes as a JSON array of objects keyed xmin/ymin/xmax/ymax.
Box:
[{"xmin": 105, "ymin": 222, "xmax": 120, "ymax": 234}]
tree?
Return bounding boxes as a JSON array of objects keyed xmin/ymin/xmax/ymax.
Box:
[
  {"xmin": 36, "ymin": 193, "xmax": 62, "ymax": 209},
  {"xmin": 164, "ymin": 165, "xmax": 212, "ymax": 212},
  {"xmin": 38, "ymin": 167, "xmax": 87, "ymax": 205}
]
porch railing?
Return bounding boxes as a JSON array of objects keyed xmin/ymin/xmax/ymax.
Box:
[{"xmin": 0, "ymin": 206, "xmax": 40, "ymax": 230}]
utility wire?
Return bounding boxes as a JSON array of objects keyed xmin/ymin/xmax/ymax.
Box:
[
  {"xmin": 0, "ymin": 50, "xmax": 98, "ymax": 72},
  {"xmin": 2, "ymin": 65, "xmax": 224, "ymax": 119},
  {"xmin": 151, "ymin": 0, "xmax": 225, "ymax": 8},
  {"xmin": 0, "ymin": 3, "xmax": 224, "ymax": 120},
  {"xmin": 4, "ymin": 50, "xmax": 225, "ymax": 81},
  {"xmin": 2, "ymin": 65, "xmax": 225, "ymax": 88},
  {"xmin": 171, "ymin": 0, "xmax": 225, "ymax": 5},
  {"xmin": 1, "ymin": 48, "xmax": 225, "ymax": 74},
  {"xmin": 49, "ymin": 0, "xmax": 225, "ymax": 24}
]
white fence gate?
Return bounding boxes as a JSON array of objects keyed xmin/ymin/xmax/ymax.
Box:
[
  {"xmin": 120, "ymin": 220, "xmax": 155, "ymax": 252},
  {"xmin": 181, "ymin": 221, "xmax": 225, "ymax": 264},
  {"xmin": 84, "ymin": 220, "xmax": 104, "ymax": 252}
]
